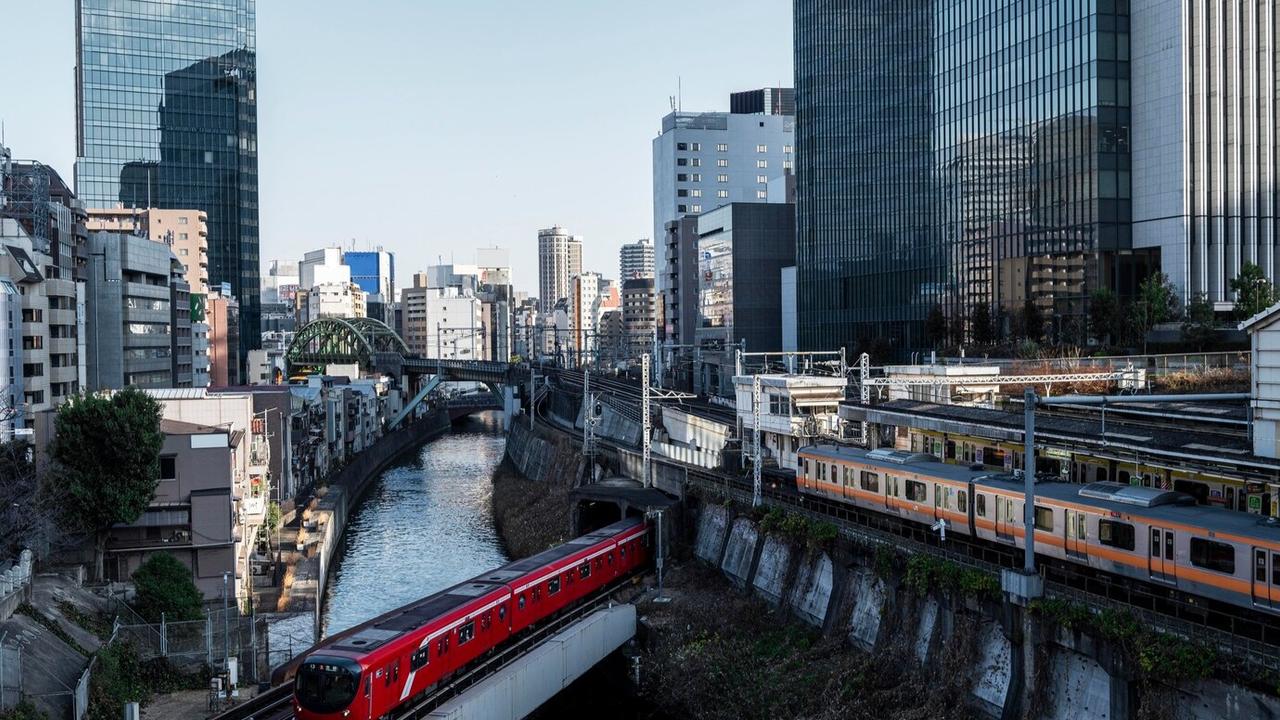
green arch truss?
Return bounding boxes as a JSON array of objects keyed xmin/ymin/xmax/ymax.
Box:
[{"xmin": 286, "ymin": 316, "xmax": 411, "ymax": 371}]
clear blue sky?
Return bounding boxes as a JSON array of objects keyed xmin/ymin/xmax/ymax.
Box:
[{"xmin": 2, "ymin": 1, "xmax": 793, "ymax": 295}]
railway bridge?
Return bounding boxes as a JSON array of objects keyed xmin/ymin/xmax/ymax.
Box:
[{"xmin": 285, "ymin": 317, "xmax": 528, "ymax": 428}]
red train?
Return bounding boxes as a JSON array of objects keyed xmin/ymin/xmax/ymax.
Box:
[{"xmin": 292, "ymin": 517, "xmax": 651, "ymax": 720}]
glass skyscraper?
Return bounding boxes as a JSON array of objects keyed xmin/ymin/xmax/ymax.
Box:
[
  {"xmin": 75, "ymin": 0, "xmax": 260, "ymax": 364},
  {"xmin": 795, "ymin": 0, "xmax": 1152, "ymax": 355}
]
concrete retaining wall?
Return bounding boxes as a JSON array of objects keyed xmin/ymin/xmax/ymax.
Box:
[{"xmin": 751, "ymin": 536, "xmax": 791, "ymax": 606}]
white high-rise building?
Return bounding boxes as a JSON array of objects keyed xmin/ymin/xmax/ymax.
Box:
[
  {"xmin": 652, "ymin": 89, "xmax": 794, "ymax": 336},
  {"xmin": 1131, "ymin": 4, "xmax": 1280, "ymax": 306},
  {"xmin": 537, "ymin": 226, "xmax": 582, "ymax": 314},
  {"xmin": 619, "ymin": 238, "xmax": 655, "ymax": 280}
]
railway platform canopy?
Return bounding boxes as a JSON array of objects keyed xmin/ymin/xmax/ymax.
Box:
[{"xmin": 840, "ymin": 398, "xmax": 1279, "ymax": 518}]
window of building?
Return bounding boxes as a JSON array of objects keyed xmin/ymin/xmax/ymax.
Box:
[
  {"xmin": 160, "ymin": 456, "xmax": 177, "ymax": 480},
  {"xmin": 717, "ymin": 190, "xmax": 728, "ymax": 198},
  {"xmin": 178, "ymin": 216, "xmax": 189, "ymax": 224},
  {"xmin": 757, "ymin": 175, "xmax": 768, "ymax": 184},
  {"xmin": 690, "ymin": 189, "xmax": 701, "ymax": 197},
  {"xmin": 1033, "ymin": 506, "xmax": 1054, "ymax": 532},
  {"xmin": 716, "ymin": 143, "xmax": 728, "ymax": 152},
  {"xmin": 690, "ymin": 205, "xmax": 701, "ymax": 213},
  {"xmin": 677, "ymin": 142, "xmax": 688, "ymax": 151},
  {"xmin": 756, "ymin": 144, "xmax": 768, "ymax": 153},
  {"xmin": 690, "ymin": 142, "xmax": 701, "ymax": 151},
  {"xmin": 677, "ymin": 189, "xmax": 688, "ymax": 197},
  {"xmin": 678, "ymin": 205, "xmax": 687, "ymax": 212},
  {"xmin": 690, "ymin": 158, "xmax": 701, "ymax": 167},
  {"xmin": 783, "ymin": 160, "xmax": 793, "ymax": 171},
  {"xmin": 717, "ymin": 174, "xmax": 728, "ymax": 182},
  {"xmin": 1190, "ymin": 538, "xmax": 1235, "ymax": 574},
  {"xmin": 756, "ymin": 190, "xmax": 768, "ymax": 199},
  {"xmin": 677, "ymin": 158, "xmax": 688, "ymax": 166},
  {"xmin": 677, "ymin": 173, "xmax": 688, "ymax": 182},
  {"xmin": 178, "ymin": 233, "xmax": 188, "ymax": 240},
  {"xmin": 1098, "ymin": 520, "xmax": 1135, "ymax": 551},
  {"xmin": 690, "ymin": 173, "xmax": 701, "ymax": 182},
  {"xmin": 717, "ymin": 159, "xmax": 728, "ymax": 167},
  {"xmin": 180, "ymin": 248, "xmax": 189, "ymax": 256},
  {"xmin": 783, "ymin": 145, "xmax": 793, "ymax": 154},
  {"xmin": 756, "ymin": 160, "xmax": 768, "ymax": 168}
]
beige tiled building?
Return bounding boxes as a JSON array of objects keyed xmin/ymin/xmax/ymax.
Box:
[{"xmin": 86, "ymin": 206, "xmax": 209, "ymax": 295}]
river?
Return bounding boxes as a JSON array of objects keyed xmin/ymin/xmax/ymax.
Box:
[{"xmin": 321, "ymin": 412, "xmax": 509, "ymax": 635}]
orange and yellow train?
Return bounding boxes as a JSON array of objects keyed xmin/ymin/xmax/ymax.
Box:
[{"xmin": 798, "ymin": 445, "xmax": 1280, "ymax": 613}]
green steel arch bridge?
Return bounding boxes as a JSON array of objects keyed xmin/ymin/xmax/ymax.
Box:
[{"xmin": 285, "ymin": 316, "xmax": 523, "ymax": 426}]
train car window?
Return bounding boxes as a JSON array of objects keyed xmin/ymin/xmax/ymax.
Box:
[
  {"xmin": 1150, "ymin": 529, "xmax": 1159, "ymax": 556},
  {"xmin": 957, "ymin": 491, "xmax": 968, "ymax": 513},
  {"xmin": 437, "ymin": 638, "xmax": 447, "ymax": 655},
  {"xmin": 365, "ymin": 676, "xmax": 372, "ymax": 698},
  {"xmin": 860, "ymin": 471, "xmax": 879, "ymax": 493},
  {"xmin": 805, "ymin": 459, "xmax": 812, "ymax": 478},
  {"xmin": 831, "ymin": 464, "xmax": 839, "ymax": 483},
  {"xmin": 384, "ymin": 665, "xmax": 392, "ymax": 687},
  {"xmin": 481, "ymin": 611, "xmax": 492, "ymax": 630},
  {"xmin": 518, "ymin": 594, "xmax": 526, "ymax": 609},
  {"xmin": 620, "ymin": 547, "xmax": 627, "ymax": 559},
  {"xmin": 548, "ymin": 577, "xmax": 561, "ymax": 595},
  {"xmin": 1274, "ymin": 554, "xmax": 1280, "ymax": 585},
  {"xmin": 1257, "ymin": 552, "xmax": 1268, "ymax": 582},
  {"xmin": 393, "ymin": 661, "xmax": 399, "ymax": 682},
  {"xmin": 1098, "ymin": 520, "xmax": 1135, "ymax": 551},
  {"xmin": 608, "ymin": 552, "xmax": 614, "ymax": 565},
  {"xmin": 1189, "ymin": 538, "xmax": 1235, "ymax": 574},
  {"xmin": 976, "ymin": 494, "xmax": 986, "ymax": 517},
  {"xmin": 411, "ymin": 647, "xmax": 429, "ymax": 670},
  {"xmin": 580, "ymin": 562, "xmax": 591, "ymax": 580},
  {"xmin": 905, "ymin": 480, "xmax": 927, "ymax": 503},
  {"xmin": 532, "ymin": 587, "xmax": 542, "ymax": 601},
  {"xmin": 1033, "ymin": 506, "xmax": 1054, "ymax": 532},
  {"xmin": 817, "ymin": 462, "xmax": 826, "ymax": 481},
  {"xmin": 934, "ymin": 485, "xmax": 942, "ymax": 507},
  {"xmin": 844, "ymin": 467, "xmax": 854, "ymax": 487},
  {"xmin": 1165, "ymin": 533, "xmax": 1174, "ymax": 560},
  {"xmin": 499, "ymin": 605, "xmax": 507, "ymax": 620},
  {"xmin": 458, "ymin": 621, "xmax": 476, "ymax": 645}
]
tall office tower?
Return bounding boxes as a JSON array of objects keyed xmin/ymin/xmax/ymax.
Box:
[
  {"xmin": 75, "ymin": 0, "xmax": 260, "ymax": 368},
  {"xmin": 1131, "ymin": 3, "xmax": 1280, "ymax": 305},
  {"xmin": 795, "ymin": 1, "xmax": 1145, "ymax": 354},
  {"xmin": 652, "ymin": 89, "xmax": 794, "ymax": 338},
  {"xmin": 537, "ymin": 226, "xmax": 582, "ymax": 314},
  {"xmin": 345, "ymin": 249, "xmax": 395, "ymax": 322},
  {"xmin": 619, "ymin": 238, "xmax": 655, "ymax": 280}
]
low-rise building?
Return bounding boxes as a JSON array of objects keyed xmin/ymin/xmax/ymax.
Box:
[
  {"xmin": 735, "ymin": 373, "xmax": 849, "ymax": 473},
  {"xmin": 103, "ymin": 419, "xmax": 241, "ymax": 601},
  {"xmin": 208, "ymin": 289, "xmax": 241, "ymax": 387}
]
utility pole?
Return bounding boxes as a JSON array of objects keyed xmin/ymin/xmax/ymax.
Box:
[
  {"xmin": 752, "ymin": 374, "xmax": 762, "ymax": 507},
  {"xmin": 582, "ymin": 368, "xmax": 595, "ymax": 465},
  {"xmin": 1022, "ymin": 387, "xmax": 1036, "ymax": 573},
  {"xmin": 221, "ymin": 570, "xmax": 230, "ymax": 695},
  {"xmin": 528, "ymin": 368, "xmax": 537, "ymax": 430},
  {"xmin": 642, "ymin": 354, "xmax": 651, "ymax": 488},
  {"xmin": 860, "ymin": 352, "xmax": 871, "ymax": 444}
]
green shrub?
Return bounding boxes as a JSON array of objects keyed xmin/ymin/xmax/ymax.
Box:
[
  {"xmin": 131, "ymin": 553, "xmax": 203, "ymax": 623},
  {"xmin": 0, "ymin": 700, "xmax": 48, "ymax": 720}
]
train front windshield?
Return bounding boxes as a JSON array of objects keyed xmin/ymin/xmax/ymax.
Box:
[{"xmin": 295, "ymin": 657, "xmax": 361, "ymax": 714}]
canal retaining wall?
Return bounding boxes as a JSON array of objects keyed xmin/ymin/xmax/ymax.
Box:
[
  {"xmin": 690, "ymin": 500, "xmax": 1280, "ymax": 720},
  {"xmin": 283, "ymin": 409, "xmax": 451, "ymax": 630}
]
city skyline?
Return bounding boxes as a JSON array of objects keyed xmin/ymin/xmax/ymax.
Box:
[{"xmin": 2, "ymin": 0, "xmax": 794, "ymax": 296}]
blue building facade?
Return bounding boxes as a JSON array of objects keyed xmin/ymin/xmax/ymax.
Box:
[
  {"xmin": 344, "ymin": 250, "xmax": 395, "ymax": 323},
  {"xmin": 795, "ymin": 0, "xmax": 1149, "ymax": 356},
  {"xmin": 75, "ymin": 0, "xmax": 260, "ymax": 364}
]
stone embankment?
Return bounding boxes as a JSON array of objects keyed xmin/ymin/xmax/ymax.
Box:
[{"xmin": 491, "ymin": 421, "xmax": 583, "ymax": 558}]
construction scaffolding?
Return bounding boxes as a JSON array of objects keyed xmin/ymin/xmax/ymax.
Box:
[{"xmin": 0, "ymin": 150, "xmax": 52, "ymax": 253}]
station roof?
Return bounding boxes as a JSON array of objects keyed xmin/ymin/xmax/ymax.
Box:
[{"xmin": 841, "ymin": 399, "xmax": 1280, "ymax": 477}]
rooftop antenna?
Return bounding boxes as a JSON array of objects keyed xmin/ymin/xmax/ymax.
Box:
[{"xmin": 678, "ymin": 76, "xmax": 682, "ymax": 112}]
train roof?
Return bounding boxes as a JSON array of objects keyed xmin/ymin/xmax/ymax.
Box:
[
  {"xmin": 800, "ymin": 444, "xmax": 988, "ymax": 484},
  {"xmin": 322, "ymin": 579, "xmax": 508, "ymax": 654},
  {"xmin": 475, "ymin": 517, "xmax": 645, "ymax": 583},
  {"xmin": 978, "ymin": 476, "xmax": 1280, "ymax": 545}
]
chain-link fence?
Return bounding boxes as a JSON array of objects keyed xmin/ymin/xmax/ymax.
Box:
[{"xmin": 0, "ymin": 637, "xmax": 20, "ymax": 712}]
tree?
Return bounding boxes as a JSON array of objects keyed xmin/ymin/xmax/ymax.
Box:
[
  {"xmin": 131, "ymin": 553, "xmax": 203, "ymax": 622},
  {"xmin": 971, "ymin": 302, "xmax": 995, "ymax": 346},
  {"xmin": 1131, "ymin": 272, "xmax": 1181, "ymax": 353},
  {"xmin": 1088, "ymin": 288, "xmax": 1120, "ymax": 346},
  {"xmin": 1231, "ymin": 262, "xmax": 1277, "ymax": 319},
  {"xmin": 50, "ymin": 388, "xmax": 164, "ymax": 580},
  {"xmin": 925, "ymin": 304, "xmax": 948, "ymax": 348},
  {"xmin": 1181, "ymin": 292, "xmax": 1217, "ymax": 351},
  {"xmin": 1020, "ymin": 300, "xmax": 1043, "ymax": 342}
]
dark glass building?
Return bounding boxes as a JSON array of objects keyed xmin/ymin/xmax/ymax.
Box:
[
  {"xmin": 795, "ymin": 0, "xmax": 1151, "ymax": 355},
  {"xmin": 76, "ymin": 0, "xmax": 260, "ymax": 367}
]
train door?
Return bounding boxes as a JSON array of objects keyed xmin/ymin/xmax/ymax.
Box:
[
  {"xmin": 1252, "ymin": 549, "xmax": 1280, "ymax": 610},
  {"xmin": 933, "ymin": 483, "xmax": 943, "ymax": 522},
  {"xmin": 994, "ymin": 495, "xmax": 1015, "ymax": 540},
  {"xmin": 1149, "ymin": 527, "xmax": 1177, "ymax": 583},
  {"xmin": 1064, "ymin": 509, "xmax": 1088, "ymax": 559}
]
